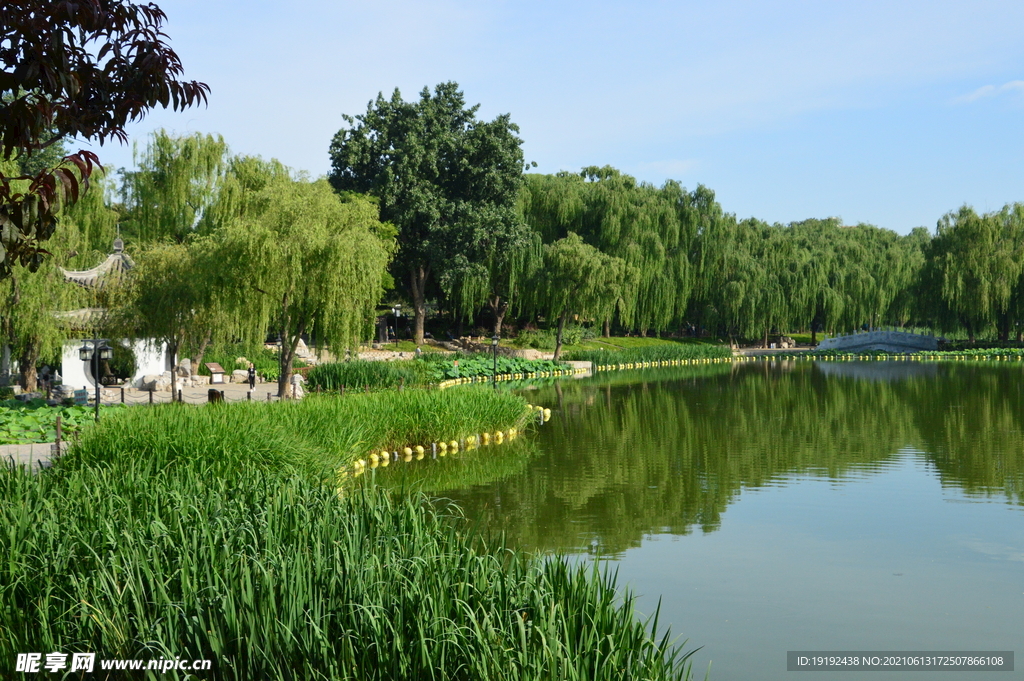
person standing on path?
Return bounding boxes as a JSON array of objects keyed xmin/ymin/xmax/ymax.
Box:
[{"xmin": 247, "ymin": 363, "xmax": 256, "ymax": 390}]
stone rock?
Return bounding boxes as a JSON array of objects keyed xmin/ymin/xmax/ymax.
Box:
[
  {"xmin": 176, "ymin": 358, "xmax": 192, "ymax": 377},
  {"xmin": 191, "ymin": 375, "xmax": 210, "ymax": 387},
  {"xmin": 51, "ymin": 385, "xmax": 77, "ymax": 401},
  {"xmin": 141, "ymin": 372, "xmax": 174, "ymax": 392},
  {"xmin": 15, "ymin": 391, "xmax": 42, "ymax": 402},
  {"xmin": 232, "ymin": 369, "xmax": 250, "ymax": 381},
  {"xmin": 290, "ymin": 373, "xmax": 306, "ymax": 384},
  {"xmin": 295, "ymin": 338, "xmax": 312, "ymax": 359}
]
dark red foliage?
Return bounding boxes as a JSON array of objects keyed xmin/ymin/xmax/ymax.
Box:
[{"xmin": 0, "ymin": 0, "xmax": 209, "ymax": 276}]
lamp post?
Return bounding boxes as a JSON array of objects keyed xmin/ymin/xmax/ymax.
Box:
[
  {"xmin": 79, "ymin": 339, "xmax": 112, "ymax": 422},
  {"xmin": 392, "ymin": 304, "xmax": 401, "ymax": 347},
  {"xmin": 491, "ymin": 334, "xmax": 500, "ymax": 387}
]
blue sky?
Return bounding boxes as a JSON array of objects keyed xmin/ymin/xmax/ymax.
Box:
[{"xmin": 88, "ymin": 0, "xmax": 1024, "ymax": 234}]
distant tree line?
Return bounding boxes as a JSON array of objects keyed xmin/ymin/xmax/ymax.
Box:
[{"xmin": 6, "ymin": 81, "xmax": 1024, "ymax": 392}]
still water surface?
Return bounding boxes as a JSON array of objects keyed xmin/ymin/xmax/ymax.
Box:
[{"xmin": 378, "ymin": 361, "xmax": 1024, "ymax": 680}]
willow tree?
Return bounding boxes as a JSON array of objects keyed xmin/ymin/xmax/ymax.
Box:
[
  {"xmin": 0, "ymin": 156, "xmax": 118, "ymax": 391},
  {"xmin": 219, "ymin": 178, "xmax": 394, "ymax": 397},
  {"xmin": 542, "ymin": 233, "xmax": 632, "ymax": 360},
  {"xmin": 924, "ymin": 205, "xmax": 1024, "ymax": 341},
  {"xmin": 0, "ymin": 234, "xmax": 85, "ymax": 391},
  {"xmin": 107, "ymin": 240, "xmax": 218, "ymax": 399},
  {"xmin": 120, "ymin": 130, "xmax": 229, "ymax": 244},
  {"xmin": 329, "ymin": 82, "xmax": 527, "ymax": 344}
]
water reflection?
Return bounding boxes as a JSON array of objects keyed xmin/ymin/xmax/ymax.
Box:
[{"xmin": 374, "ymin": 362, "xmax": 1024, "ymax": 554}]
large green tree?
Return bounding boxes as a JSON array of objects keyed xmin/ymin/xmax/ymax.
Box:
[
  {"xmin": 0, "ymin": 1, "xmax": 208, "ymax": 278},
  {"xmin": 0, "ymin": 156, "xmax": 120, "ymax": 391},
  {"xmin": 120, "ymin": 131, "xmax": 229, "ymax": 244},
  {"xmin": 328, "ymin": 82, "xmax": 528, "ymax": 344},
  {"xmin": 218, "ymin": 177, "xmax": 395, "ymax": 396},
  {"xmin": 923, "ymin": 205, "xmax": 1024, "ymax": 340},
  {"xmin": 541, "ymin": 233, "xmax": 632, "ymax": 360}
]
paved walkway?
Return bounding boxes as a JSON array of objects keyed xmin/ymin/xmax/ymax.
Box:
[{"xmin": 2, "ymin": 442, "xmax": 67, "ymax": 472}]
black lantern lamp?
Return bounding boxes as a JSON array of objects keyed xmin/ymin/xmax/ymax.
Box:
[{"xmin": 79, "ymin": 339, "xmax": 112, "ymax": 421}]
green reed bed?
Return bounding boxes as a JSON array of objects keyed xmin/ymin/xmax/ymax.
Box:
[
  {"xmin": 65, "ymin": 388, "xmax": 532, "ymax": 478},
  {"xmin": 564, "ymin": 342, "xmax": 732, "ymax": 367},
  {"xmin": 0, "ymin": 396, "xmax": 697, "ymax": 680},
  {"xmin": 306, "ymin": 359, "xmax": 431, "ymax": 391}
]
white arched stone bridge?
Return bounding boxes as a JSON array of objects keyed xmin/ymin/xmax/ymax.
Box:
[{"xmin": 815, "ymin": 330, "xmax": 940, "ymax": 353}]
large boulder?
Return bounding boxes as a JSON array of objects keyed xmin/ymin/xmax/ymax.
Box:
[
  {"xmin": 295, "ymin": 338, "xmax": 312, "ymax": 359},
  {"xmin": 232, "ymin": 369, "xmax": 250, "ymax": 382},
  {"xmin": 176, "ymin": 358, "xmax": 192, "ymax": 377},
  {"xmin": 51, "ymin": 385, "xmax": 77, "ymax": 402},
  {"xmin": 141, "ymin": 372, "xmax": 174, "ymax": 392}
]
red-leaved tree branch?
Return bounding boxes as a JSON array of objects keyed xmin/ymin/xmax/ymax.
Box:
[{"xmin": 0, "ymin": 0, "xmax": 209, "ymax": 277}]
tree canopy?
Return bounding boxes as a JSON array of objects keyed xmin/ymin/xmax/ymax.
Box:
[
  {"xmin": 217, "ymin": 177, "xmax": 396, "ymax": 396},
  {"xmin": 328, "ymin": 82, "xmax": 528, "ymax": 343}
]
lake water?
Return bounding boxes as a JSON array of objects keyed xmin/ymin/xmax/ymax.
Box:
[{"xmin": 376, "ymin": 361, "xmax": 1024, "ymax": 680}]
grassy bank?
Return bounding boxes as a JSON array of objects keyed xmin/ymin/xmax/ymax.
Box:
[
  {"xmin": 564, "ymin": 342, "xmax": 732, "ymax": 367},
  {"xmin": 0, "ymin": 389, "xmax": 697, "ymax": 680},
  {"xmin": 307, "ymin": 355, "xmax": 572, "ymax": 392}
]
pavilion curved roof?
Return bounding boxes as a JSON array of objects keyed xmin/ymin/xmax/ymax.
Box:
[{"xmin": 61, "ymin": 238, "xmax": 134, "ymax": 289}]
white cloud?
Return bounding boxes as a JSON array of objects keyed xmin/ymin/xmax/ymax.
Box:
[{"xmin": 955, "ymin": 80, "xmax": 1024, "ymax": 103}]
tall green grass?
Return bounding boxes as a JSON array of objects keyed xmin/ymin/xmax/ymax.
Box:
[
  {"xmin": 306, "ymin": 359, "xmax": 430, "ymax": 391},
  {"xmin": 65, "ymin": 389, "xmax": 532, "ymax": 478},
  {"xmin": 563, "ymin": 342, "xmax": 732, "ymax": 367},
  {"xmin": 0, "ymin": 397, "xmax": 698, "ymax": 680}
]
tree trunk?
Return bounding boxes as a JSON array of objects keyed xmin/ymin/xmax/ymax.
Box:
[
  {"xmin": 167, "ymin": 339, "xmax": 178, "ymax": 402},
  {"xmin": 763, "ymin": 327, "xmax": 769, "ymax": 349},
  {"xmin": 810, "ymin": 327, "xmax": 817, "ymax": 344},
  {"xmin": 997, "ymin": 313, "xmax": 1010, "ymax": 342},
  {"xmin": 489, "ymin": 295, "xmax": 508, "ymax": 337},
  {"xmin": 603, "ymin": 319, "xmax": 610, "ymax": 337},
  {"xmin": 18, "ymin": 343, "xmax": 39, "ymax": 392},
  {"xmin": 192, "ymin": 329, "xmax": 213, "ymax": 376},
  {"xmin": 553, "ymin": 313, "xmax": 567, "ymax": 361},
  {"xmin": 277, "ymin": 294, "xmax": 293, "ymax": 398},
  {"xmin": 278, "ymin": 341, "xmax": 294, "ymax": 399},
  {"xmin": 410, "ymin": 265, "xmax": 429, "ymax": 345}
]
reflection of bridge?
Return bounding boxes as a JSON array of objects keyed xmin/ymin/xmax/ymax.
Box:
[{"xmin": 816, "ymin": 330, "xmax": 939, "ymax": 353}]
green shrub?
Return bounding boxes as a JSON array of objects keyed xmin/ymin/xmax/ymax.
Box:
[
  {"xmin": 512, "ymin": 325, "xmax": 592, "ymax": 349},
  {"xmin": 428, "ymin": 354, "xmax": 572, "ymax": 380},
  {"xmin": 197, "ymin": 346, "xmax": 304, "ymax": 382}
]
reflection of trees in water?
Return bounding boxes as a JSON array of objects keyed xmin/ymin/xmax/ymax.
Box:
[
  {"xmin": 908, "ymin": 364, "xmax": 1024, "ymax": 501},
  {"xmin": 397, "ymin": 364, "xmax": 1024, "ymax": 555}
]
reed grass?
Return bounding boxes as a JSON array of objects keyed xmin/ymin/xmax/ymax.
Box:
[
  {"xmin": 0, "ymin": 456, "xmax": 695, "ymax": 680},
  {"xmin": 63, "ymin": 388, "xmax": 532, "ymax": 478},
  {"xmin": 306, "ymin": 359, "xmax": 430, "ymax": 391}
]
